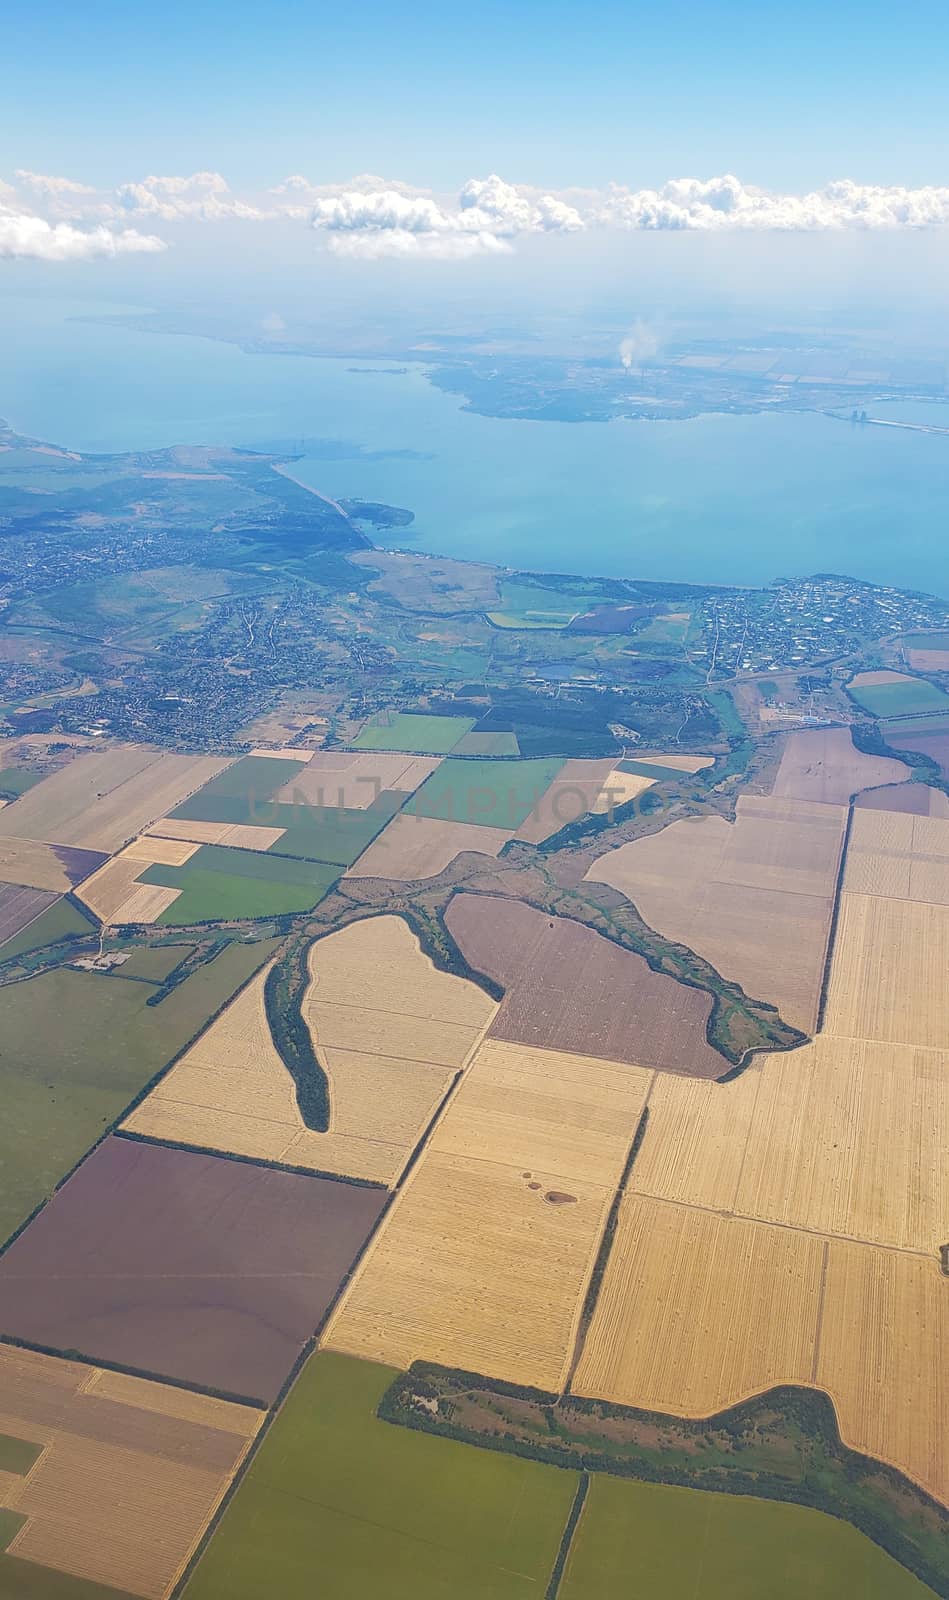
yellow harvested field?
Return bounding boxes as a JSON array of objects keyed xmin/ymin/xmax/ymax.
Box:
[
  {"xmin": 635, "ymin": 752, "xmax": 714, "ymax": 774},
  {"xmin": 514, "ymin": 759, "xmax": 614, "ymax": 844},
  {"xmin": 844, "ymin": 809, "xmax": 949, "ymax": 907},
  {"xmin": 0, "ymin": 748, "xmax": 231, "ymax": 852},
  {"xmin": 123, "ymin": 836, "xmax": 200, "ymax": 866},
  {"xmin": 147, "ymin": 817, "xmax": 287, "ymax": 850},
  {"xmin": 326, "ymin": 1039, "xmax": 653, "ymax": 1390},
  {"xmin": 346, "ymin": 812, "xmax": 514, "ymax": 879},
  {"xmin": 573, "ymin": 1197, "xmax": 824, "ymax": 1413},
  {"xmin": 818, "ymin": 1242, "xmax": 949, "ymax": 1503},
  {"xmin": 247, "ymin": 746, "xmax": 315, "ymax": 761},
  {"xmin": 630, "ymin": 1037, "xmax": 949, "ymax": 1254},
  {"xmin": 126, "ymin": 916, "xmax": 493, "ymax": 1184},
  {"xmin": 586, "ymin": 795, "xmax": 845, "ymax": 1032},
  {"xmin": 274, "ymin": 750, "xmax": 439, "ymax": 807},
  {"xmin": 824, "ymin": 892, "xmax": 949, "ymax": 1048},
  {"xmin": 0, "ymin": 1343, "xmax": 260, "ymax": 1599},
  {"xmin": 76, "ymin": 835, "xmax": 197, "ymax": 923},
  {"xmin": 0, "ymin": 836, "xmax": 76, "ymax": 892},
  {"xmin": 590, "ymin": 769, "xmax": 655, "ymax": 813}
]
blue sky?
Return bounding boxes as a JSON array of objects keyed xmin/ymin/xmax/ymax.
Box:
[{"xmin": 5, "ymin": 0, "xmax": 949, "ymax": 191}]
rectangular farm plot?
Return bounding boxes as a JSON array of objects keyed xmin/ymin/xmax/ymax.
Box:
[
  {"xmin": 138, "ymin": 844, "xmax": 339, "ymax": 924},
  {"xmin": 844, "ymin": 807, "xmax": 949, "ymax": 906},
  {"xmin": 847, "ymin": 669, "xmax": 949, "ymax": 718},
  {"xmin": 326, "ymin": 1039, "xmax": 652, "ymax": 1391},
  {"xmin": 824, "ymin": 892, "xmax": 949, "ymax": 1048},
  {"xmin": 573, "ymin": 1196, "xmax": 824, "ymax": 1415},
  {"xmin": 125, "ymin": 912, "xmax": 487, "ymax": 1185},
  {"xmin": 0, "ymin": 1343, "xmax": 261, "ymax": 1599},
  {"xmin": 0, "ymin": 749, "xmax": 232, "ymax": 853},
  {"xmin": 630, "ymin": 1037, "xmax": 949, "ymax": 1254},
  {"xmin": 186, "ymin": 1351, "xmax": 576, "ymax": 1600},
  {"xmin": 818, "ymin": 1242, "xmax": 949, "ymax": 1505},
  {"xmin": 0, "ymin": 1138, "xmax": 386, "ymax": 1405},
  {"xmin": 76, "ymin": 837, "xmax": 199, "ymax": 924},
  {"xmin": 406, "ymin": 757, "xmax": 565, "ymax": 830},
  {"xmin": 353, "ymin": 710, "xmax": 476, "ymax": 753},
  {"xmin": 586, "ymin": 795, "xmax": 846, "ymax": 1033}
]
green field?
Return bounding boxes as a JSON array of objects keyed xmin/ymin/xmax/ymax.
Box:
[
  {"xmin": 0, "ymin": 897, "xmax": 94, "ymax": 961},
  {"xmin": 451, "ymin": 729, "xmax": 521, "ymax": 756},
  {"xmin": 354, "ymin": 711, "xmax": 476, "ymax": 753},
  {"xmin": 114, "ymin": 942, "xmax": 196, "ymax": 981},
  {"xmin": 902, "ymin": 631, "xmax": 949, "ymax": 650},
  {"xmin": 170, "ymin": 756, "xmax": 403, "ymax": 864},
  {"xmin": 487, "ymin": 578, "xmax": 603, "ymax": 630},
  {"xmin": 0, "ymin": 937, "xmax": 278, "ymax": 1245},
  {"xmin": 140, "ymin": 845, "xmax": 339, "ymax": 923},
  {"xmin": 0, "ymin": 766, "xmax": 45, "ymax": 800},
  {"xmin": 634, "ymin": 612, "xmax": 692, "ymax": 646},
  {"xmin": 620, "ymin": 757, "xmax": 693, "ymax": 781},
  {"xmin": 185, "ymin": 1353, "xmax": 576, "ymax": 1600},
  {"xmin": 0, "ymin": 1434, "xmax": 41, "ymax": 1474},
  {"xmin": 407, "ymin": 756, "xmax": 564, "ymax": 829},
  {"xmin": 0, "ymin": 1547, "xmax": 136, "ymax": 1599},
  {"xmin": 848, "ymin": 675, "xmax": 949, "ymax": 718},
  {"xmin": 559, "ymin": 1476, "xmax": 934, "ymax": 1599}
]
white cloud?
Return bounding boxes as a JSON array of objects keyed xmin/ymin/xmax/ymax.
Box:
[
  {"xmin": 0, "ymin": 205, "xmax": 166, "ymax": 262},
  {"xmin": 600, "ymin": 174, "xmax": 949, "ymax": 231},
  {"xmin": 114, "ymin": 171, "xmax": 266, "ymax": 221},
  {"xmin": 327, "ymin": 228, "xmax": 512, "ymax": 261},
  {"xmin": 14, "ymin": 169, "xmax": 98, "ymax": 198}
]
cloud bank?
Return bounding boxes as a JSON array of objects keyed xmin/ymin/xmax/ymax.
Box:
[{"xmin": 4, "ymin": 166, "xmax": 949, "ymax": 264}]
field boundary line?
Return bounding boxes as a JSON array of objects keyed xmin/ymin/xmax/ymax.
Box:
[
  {"xmin": 545, "ymin": 1470, "xmax": 589, "ymax": 1600},
  {"xmin": 626, "ymin": 1189, "xmax": 938, "ymax": 1261},
  {"xmin": 815, "ymin": 799, "xmax": 855, "ymax": 1035},
  {"xmin": 810, "ymin": 1240, "xmax": 831, "ymax": 1383},
  {"xmin": 113, "ymin": 1128, "xmax": 387, "ymax": 1190}
]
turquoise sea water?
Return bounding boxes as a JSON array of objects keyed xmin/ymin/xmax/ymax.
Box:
[{"xmin": 2, "ymin": 296, "xmax": 948, "ymax": 594}]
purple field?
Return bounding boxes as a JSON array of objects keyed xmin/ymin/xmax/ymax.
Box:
[
  {"xmin": 0, "ymin": 1137, "xmax": 385, "ymax": 1403},
  {"xmin": 0, "ymin": 884, "xmax": 58, "ymax": 945}
]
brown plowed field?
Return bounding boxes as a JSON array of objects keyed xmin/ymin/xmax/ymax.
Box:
[
  {"xmin": 771, "ymin": 726, "xmax": 909, "ymax": 804},
  {"xmin": 347, "ymin": 812, "xmax": 514, "ymax": 879},
  {"xmin": 0, "ymin": 1137, "xmax": 385, "ymax": 1404},
  {"xmin": 0, "ymin": 1342, "xmax": 261, "ymax": 1598},
  {"xmin": 855, "ymin": 782, "xmax": 949, "ymax": 816},
  {"xmin": 584, "ymin": 795, "xmax": 846, "ymax": 1032},
  {"xmin": 445, "ymin": 894, "xmax": 724, "ymax": 1078},
  {"xmin": 513, "ymin": 759, "xmax": 614, "ymax": 844},
  {"xmin": 884, "ymin": 728, "xmax": 949, "ymax": 780},
  {"xmin": 0, "ymin": 749, "xmax": 232, "ymax": 852},
  {"xmin": 0, "ymin": 883, "xmax": 58, "ymax": 944}
]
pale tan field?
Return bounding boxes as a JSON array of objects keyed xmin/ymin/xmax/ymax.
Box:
[
  {"xmin": 771, "ymin": 726, "xmax": 909, "ymax": 804},
  {"xmin": 127, "ymin": 916, "xmax": 493, "ymax": 1184},
  {"xmin": 76, "ymin": 836, "xmax": 197, "ymax": 923},
  {"xmin": 346, "ymin": 811, "xmax": 514, "ymax": 879},
  {"xmin": 849, "ymin": 668, "xmax": 916, "ymax": 687},
  {"xmin": 0, "ymin": 837, "xmax": 76, "ymax": 891},
  {"xmin": 514, "ymin": 759, "xmax": 614, "ymax": 844},
  {"xmin": 325, "ymin": 1039, "xmax": 653, "ymax": 1390},
  {"xmin": 247, "ymin": 747, "xmax": 315, "ymax": 761},
  {"xmin": 824, "ymin": 892, "xmax": 949, "ymax": 1048},
  {"xmin": 147, "ymin": 817, "xmax": 287, "ymax": 850},
  {"xmin": 274, "ymin": 751, "xmax": 439, "ymax": 808},
  {"xmin": 573, "ymin": 1197, "xmax": 825, "ymax": 1413},
  {"xmin": 818, "ymin": 1242, "xmax": 949, "ymax": 1503},
  {"xmin": 635, "ymin": 752, "xmax": 714, "ymax": 774},
  {"xmin": 907, "ymin": 647, "xmax": 949, "ymax": 672},
  {"xmin": 590, "ymin": 769, "xmax": 655, "ymax": 813},
  {"xmin": 844, "ymin": 808, "xmax": 949, "ymax": 904},
  {"xmin": 0, "ymin": 749, "xmax": 231, "ymax": 852},
  {"xmin": 629, "ymin": 1037, "xmax": 949, "ymax": 1254},
  {"xmin": 0, "ymin": 1343, "xmax": 260, "ymax": 1599},
  {"xmin": 586, "ymin": 794, "xmax": 845, "ymax": 1031}
]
